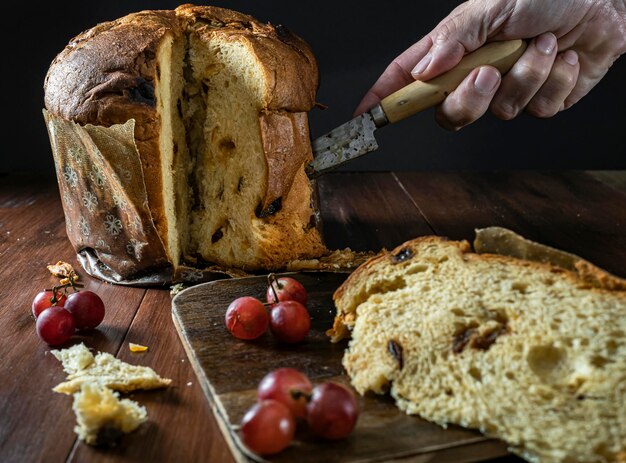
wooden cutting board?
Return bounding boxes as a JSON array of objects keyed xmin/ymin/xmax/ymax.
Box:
[{"xmin": 171, "ymin": 272, "xmax": 516, "ymax": 463}]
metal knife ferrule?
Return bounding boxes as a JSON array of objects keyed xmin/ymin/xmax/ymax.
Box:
[{"xmin": 369, "ymin": 104, "xmax": 389, "ymax": 128}]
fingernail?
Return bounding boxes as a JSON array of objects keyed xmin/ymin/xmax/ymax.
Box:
[
  {"xmin": 563, "ymin": 50, "xmax": 578, "ymax": 66},
  {"xmin": 411, "ymin": 54, "xmax": 431, "ymax": 76},
  {"xmin": 536, "ymin": 33, "xmax": 556, "ymax": 55},
  {"xmin": 474, "ymin": 67, "xmax": 500, "ymax": 94}
]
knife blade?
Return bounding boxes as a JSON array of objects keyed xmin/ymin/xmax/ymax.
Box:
[{"xmin": 306, "ymin": 39, "xmax": 527, "ymax": 178}]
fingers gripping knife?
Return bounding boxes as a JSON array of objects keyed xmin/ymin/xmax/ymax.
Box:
[{"xmin": 306, "ymin": 40, "xmax": 527, "ymax": 178}]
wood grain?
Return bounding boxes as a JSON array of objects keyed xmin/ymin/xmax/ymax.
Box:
[
  {"xmin": 588, "ymin": 170, "xmax": 626, "ymax": 194},
  {"xmin": 394, "ymin": 171, "xmax": 626, "ymax": 277},
  {"xmin": 317, "ymin": 172, "xmax": 434, "ymax": 250},
  {"xmin": 172, "ymin": 273, "xmax": 510, "ymax": 463},
  {"xmin": 69, "ymin": 290, "xmax": 234, "ymax": 463},
  {"xmin": 0, "ymin": 175, "xmax": 139, "ymax": 463},
  {"xmin": 392, "ymin": 171, "xmax": 527, "ymax": 241}
]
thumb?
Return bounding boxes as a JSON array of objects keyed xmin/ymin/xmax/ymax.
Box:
[{"xmin": 411, "ymin": 0, "xmax": 514, "ymax": 81}]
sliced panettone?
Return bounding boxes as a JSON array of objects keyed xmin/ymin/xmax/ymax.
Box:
[
  {"xmin": 44, "ymin": 5, "xmax": 326, "ymax": 277},
  {"xmin": 72, "ymin": 383, "xmax": 147, "ymax": 446},
  {"xmin": 52, "ymin": 343, "xmax": 171, "ymax": 394},
  {"xmin": 332, "ymin": 234, "xmax": 626, "ymax": 463}
]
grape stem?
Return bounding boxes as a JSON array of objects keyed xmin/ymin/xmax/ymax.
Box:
[
  {"xmin": 267, "ymin": 273, "xmax": 281, "ymax": 304},
  {"xmin": 45, "ymin": 274, "xmax": 84, "ymax": 304},
  {"xmin": 290, "ymin": 389, "xmax": 312, "ymax": 402}
]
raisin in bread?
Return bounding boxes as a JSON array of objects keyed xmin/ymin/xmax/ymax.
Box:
[
  {"xmin": 331, "ymin": 235, "xmax": 626, "ymax": 463},
  {"xmin": 44, "ymin": 5, "xmax": 326, "ymax": 273}
]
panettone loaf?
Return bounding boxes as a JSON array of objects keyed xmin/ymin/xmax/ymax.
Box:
[
  {"xmin": 331, "ymin": 236, "xmax": 626, "ymax": 463},
  {"xmin": 44, "ymin": 5, "xmax": 326, "ymax": 272}
]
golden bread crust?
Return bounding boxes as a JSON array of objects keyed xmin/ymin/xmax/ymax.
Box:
[
  {"xmin": 175, "ymin": 4, "xmax": 318, "ymax": 111},
  {"xmin": 331, "ymin": 234, "xmax": 626, "ymax": 342},
  {"xmin": 44, "ymin": 10, "xmax": 180, "ymax": 238},
  {"xmin": 259, "ymin": 111, "xmax": 314, "ymax": 211}
]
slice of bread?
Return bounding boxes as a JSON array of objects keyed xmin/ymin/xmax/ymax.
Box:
[
  {"xmin": 332, "ymin": 234, "xmax": 626, "ymax": 463},
  {"xmin": 72, "ymin": 383, "xmax": 147, "ymax": 446},
  {"xmin": 52, "ymin": 343, "xmax": 171, "ymax": 394}
]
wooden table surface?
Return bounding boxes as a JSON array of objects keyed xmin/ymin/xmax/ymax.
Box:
[{"xmin": 1, "ymin": 170, "xmax": 625, "ymax": 463}]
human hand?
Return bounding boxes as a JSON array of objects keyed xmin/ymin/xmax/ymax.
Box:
[{"xmin": 355, "ymin": 0, "xmax": 626, "ymax": 130}]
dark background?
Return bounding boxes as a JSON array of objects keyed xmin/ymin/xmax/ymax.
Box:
[{"xmin": 4, "ymin": 0, "xmax": 625, "ymax": 174}]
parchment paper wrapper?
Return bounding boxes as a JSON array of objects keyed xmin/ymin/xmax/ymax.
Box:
[{"xmin": 43, "ymin": 110, "xmax": 241, "ymax": 286}]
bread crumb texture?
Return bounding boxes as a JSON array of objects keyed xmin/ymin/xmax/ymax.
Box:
[
  {"xmin": 72, "ymin": 383, "xmax": 147, "ymax": 446},
  {"xmin": 52, "ymin": 343, "xmax": 170, "ymax": 446},
  {"xmin": 52, "ymin": 343, "xmax": 171, "ymax": 394},
  {"xmin": 335, "ymin": 236, "xmax": 626, "ymax": 463}
]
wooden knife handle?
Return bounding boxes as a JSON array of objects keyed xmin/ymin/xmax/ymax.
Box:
[{"xmin": 379, "ymin": 39, "xmax": 527, "ymax": 124}]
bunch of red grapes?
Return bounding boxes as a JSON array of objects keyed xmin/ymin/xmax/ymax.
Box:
[
  {"xmin": 241, "ymin": 368, "xmax": 359, "ymax": 455},
  {"xmin": 32, "ymin": 288, "xmax": 105, "ymax": 345},
  {"xmin": 226, "ymin": 275, "xmax": 359, "ymax": 455},
  {"xmin": 225, "ymin": 274, "xmax": 311, "ymax": 343}
]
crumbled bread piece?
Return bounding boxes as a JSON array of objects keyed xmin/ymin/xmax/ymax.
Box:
[
  {"xmin": 170, "ymin": 283, "xmax": 185, "ymax": 296},
  {"xmin": 52, "ymin": 343, "xmax": 95, "ymax": 374},
  {"xmin": 73, "ymin": 383, "xmax": 147, "ymax": 446},
  {"xmin": 52, "ymin": 343, "xmax": 171, "ymax": 394},
  {"xmin": 47, "ymin": 261, "xmax": 79, "ymax": 283},
  {"xmin": 286, "ymin": 248, "xmax": 379, "ymax": 272}
]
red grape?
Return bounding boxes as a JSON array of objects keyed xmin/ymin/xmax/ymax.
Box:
[
  {"xmin": 307, "ymin": 382, "xmax": 359, "ymax": 440},
  {"xmin": 64, "ymin": 290, "xmax": 105, "ymax": 330},
  {"xmin": 36, "ymin": 306, "xmax": 76, "ymax": 346},
  {"xmin": 32, "ymin": 290, "xmax": 67, "ymax": 318},
  {"xmin": 225, "ymin": 297, "xmax": 269, "ymax": 340},
  {"xmin": 266, "ymin": 276, "xmax": 307, "ymax": 307},
  {"xmin": 269, "ymin": 301, "xmax": 310, "ymax": 344},
  {"xmin": 258, "ymin": 368, "xmax": 313, "ymax": 419},
  {"xmin": 240, "ymin": 399, "xmax": 295, "ymax": 455}
]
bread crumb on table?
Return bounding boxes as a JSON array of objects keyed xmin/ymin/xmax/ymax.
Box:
[{"xmin": 129, "ymin": 343, "xmax": 148, "ymax": 353}]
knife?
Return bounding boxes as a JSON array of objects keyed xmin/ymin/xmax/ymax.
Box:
[{"xmin": 306, "ymin": 39, "xmax": 527, "ymax": 178}]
